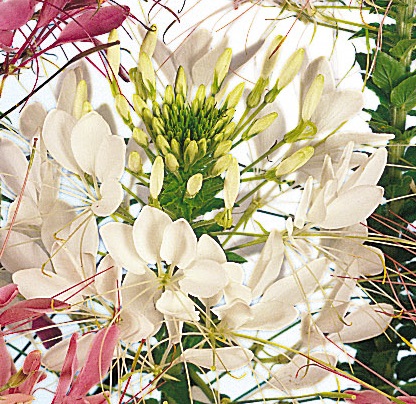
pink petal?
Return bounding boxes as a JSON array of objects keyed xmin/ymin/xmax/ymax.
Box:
[
  {"xmin": 52, "ymin": 333, "xmax": 79, "ymax": 404},
  {"xmin": 0, "ymin": 0, "xmax": 34, "ymax": 30},
  {"xmin": 344, "ymin": 390, "xmax": 392, "ymax": 404},
  {"xmin": 397, "ymin": 397, "xmax": 416, "ymax": 404},
  {"xmin": 53, "ymin": 5, "xmax": 129, "ymax": 47},
  {"xmin": 69, "ymin": 325, "xmax": 119, "ymax": 398},
  {"xmin": 37, "ymin": 0, "xmax": 69, "ymax": 27},
  {"xmin": 22, "ymin": 350, "xmax": 41, "ymax": 374},
  {"xmin": 0, "ymin": 334, "xmax": 15, "ymax": 387},
  {"xmin": 0, "ymin": 394, "xmax": 35, "ymax": 404},
  {"xmin": 0, "ymin": 30, "xmax": 14, "ymax": 51},
  {"xmin": 0, "ymin": 283, "xmax": 18, "ymax": 307}
]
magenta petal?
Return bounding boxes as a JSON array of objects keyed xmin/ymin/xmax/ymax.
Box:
[
  {"xmin": 32, "ymin": 315, "xmax": 63, "ymax": 349},
  {"xmin": 0, "ymin": 283, "xmax": 18, "ymax": 307},
  {"xmin": 0, "ymin": 0, "xmax": 35, "ymax": 30},
  {"xmin": 53, "ymin": 5, "xmax": 129, "ymax": 47},
  {"xmin": 0, "ymin": 334, "xmax": 15, "ymax": 387},
  {"xmin": 344, "ymin": 390, "xmax": 392, "ymax": 404},
  {"xmin": 69, "ymin": 325, "xmax": 119, "ymax": 398},
  {"xmin": 0, "ymin": 30, "xmax": 14, "ymax": 51},
  {"xmin": 52, "ymin": 333, "xmax": 79, "ymax": 404},
  {"xmin": 37, "ymin": 0, "xmax": 69, "ymax": 27}
]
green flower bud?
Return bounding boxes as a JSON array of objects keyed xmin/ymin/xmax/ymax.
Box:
[
  {"xmin": 212, "ymin": 48, "xmax": 232, "ymax": 94},
  {"xmin": 132, "ymin": 127, "xmax": 149, "ymax": 147},
  {"xmin": 142, "ymin": 108, "xmax": 154, "ymax": 127},
  {"xmin": 115, "ymin": 94, "xmax": 132, "ymax": 125},
  {"xmin": 164, "ymin": 85, "xmax": 175, "ymax": 105},
  {"xmin": 197, "ymin": 138, "xmax": 207, "ymax": 159},
  {"xmin": 184, "ymin": 140, "xmax": 198, "ymax": 169},
  {"xmin": 165, "ymin": 153, "xmax": 179, "ymax": 172},
  {"xmin": 175, "ymin": 66, "xmax": 187, "ymax": 98},
  {"xmin": 264, "ymin": 83, "xmax": 280, "ymax": 104},
  {"xmin": 186, "ymin": 173, "xmax": 203, "ymax": 198},
  {"xmin": 156, "ymin": 134, "xmax": 170, "ymax": 155},
  {"xmin": 302, "ymin": 74, "xmax": 324, "ymax": 121},
  {"xmin": 274, "ymin": 146, "xmax": 314, "ymax": 177},
  {"xmin": 195, "ymin": 84, "xmax": 206, "ymax": 105},
  {"xmin": 278, "ymin": 48, "xmax": 305, "ymax": 90},
  {"xmin": 138, "ymin": 51, "xmax": 156, "ymax": 99},
  {"xmin": 243, "ymin": 112, "xmax": 278, "ymax": 140},
  {"xmin": 214, "ymin": 140, "xmax": 233, "ymax": 158},
  {"xmin": 128, "ymin": 151, "xmax": 143, "ymax": 173},
  {"xmin": 261, "ymin": 35, "xmax": 283, "ymax": 78},
  {"xmin": 284, "ymin": 120, "xmax": 317, "ymax": 143},
  {"xmin": 152, "ymin": 117, "xmax": 165, "ymax": 137},
  {"xmin": 140, "ymin": 24, "xmax": 157, "ymax": 57},
  {"xmin": 107, "ymin": 29, "xmax": 120, "ymax": 78},
  {"xmin": 222, "ymin": 122, "xmax": 236, "ymax": 139},
  {"xmin": 247, "ymin": 77, "xmax": 269, "ymax": 109},
  {"xmin": 150, "ymin": 156, "xmax": 164, "ymax": 199},
  {"xmin": 82, "ymin": 101, "xmax": 93, "ymax": 116},
  {"xmin": 133, "ymin": 94, "xmax": 148, "ymax": 117},
  {"xmin": 224, "ymin": 82, "xmax": 245, "ymax": 109},
  {"xmin": 73, "ymin": 80, "xmax": 88, "ymax": 120},
  {"xmin": 171, "ymin": 138, "xmax": 181, "ymax": 158},
  {"xmin": 214, "ymin": 208, "xmax": 232, "ymax": 229},
  {"xmin": 210, "ymin": 154, "xmax": 232, "ymax": 177},
  {"xmin": 224, "ymin": 157, "xmax": 240, "ymax": 209}
]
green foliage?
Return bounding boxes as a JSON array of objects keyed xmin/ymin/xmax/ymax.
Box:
[
  {"xmin": 372, "ymin": 51, "xmax": 406, "ymax": 92},
  {"xmin": 391, "ymin": 75, "xmax": 416, "ymax": 111}
]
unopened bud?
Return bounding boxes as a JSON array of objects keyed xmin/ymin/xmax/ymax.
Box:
[
  {"xmin": 164, "ymin": 85, "xmax": 175, "ymax": 105},
  {"xmin": 212, "ymin": 48, "xmax": 232, "ymax": 94},
  {"xmin": 215, "ymin": 208, "xmax": 233, "ymax": 229},
  {"xmin": 141, "ymin": 24, "xmax": 157, "ymax": 57},
  {"xmin": 197, "ymin": 138, "xmax": 207, "ymax": 159},
  {"xmin": 152, "ymin": 117, "xmax": 165, "ymax": 137},
  {"xmin": 224, "ymin": 157, "xmax": 240, "ymax": 209},
  {"xmin": 301, "ymin": 74, "xmax": 324, "ymax": 121},
  {"xmin": 214, "ymin": 140, "xmax": 232, "ymax": 158},
  {"xmin": 115, "ymin": 94, "xmax": 132, "ymax": 125},
  {"xmin": 150, "ymin": 156, "xmax": 164, "ymax": 199},
  {"xmin": 247, "ymin": 77, "xmax": 268, "ymax": 109},
  {"xmin": 210, "ymin": 154, "xmax": 232, "ymax": 177},
  {"xmin": 261, "ymin": 35, "xmax": 284, "ymax": 78},
  {"xmin": 107, "ymin": 29, "xmax": 120, "ymax": 78},
  {"xmin": 284, "ymin": 120, "xmax": 317, "ymax": 143},
  {"xmin": 165, "ymin": 153, "xmax": 179, "ymax": 172},
  {"xmin": 195, "ymin": 84, "xmax": 206, "ymax": 105},
  {"xmin": 139, "ymin": 52, "xmax": 156, "ymax": 99},
  {"xmin": 133, "ymin": 94, "xmax": 148, "ymax": 117},
  {"xmin": 170, "ymin": 138, "xmax": 181, "ymax": 158},
  {"xmin": 82, "ymin": 101, "xmax": 93, "ymax": 116},
  {"xmin": 274, "ymin": 146, "xmax": 314, "ymax": 177},
  {"xmin": 128, "ymin": 151, "xmax": 143, "ymax": 173},
  {"xmin": 156, "ymin": 134, "xmax": 170, "ymax": 155},
  {"xmin": 73, "ymin": 80, "xmax": 88, "ymax": 120},
  {"xmin": 278, "ymin": 48, "xmax": 305, "ymax": 90},
  {"xmin": 186, "ymin": 173, "xmax": 203, "ymax": 197},
  {"xmin": 225, "ymin": 82, "xmax": 245, "ymax": 109},
  {"xmin": 223, "ymin": 122, "xmax": 236, "ymax": 139},
  {"xmin": 264, "ymin": 84, "xmax": 279, "ymax": 104},
  {"xmin": 184, "ymin": 140, "xmax": 198, "ymax": 169},
  {"xmin": 175, "ymin": 66, "xmax": 187, "ymax": 98},
  {"xmin": 244, "ymin": 112, "xmax": 278, "ymax": 140}
]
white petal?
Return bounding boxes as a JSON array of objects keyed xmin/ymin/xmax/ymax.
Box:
[
  {"xmin": 294, "ymin": 176, "xmax": 313, "ymax": 229},
  {"xmin": 160, "ymin": 219, "xmax": 197, "ymax": 268},
  {"xmin": 42, "ymin": 333, "xmax": 95, "ymax": 371},
  {"xmin": 56, "ymin": 69, "xmax": 77, "ymax": 114},
  {"xmin": 95, "ymin": 135, "xmax": 126, "ymax": 182},
  {"xmin": 248, "ymin": 230, "xmax": 284, "ymax": 299},
  {"xmin": 0, "ymin": 231, "xmax": 51, "ymax": 273},
  {"xmin": 133, "ymin": 206, "xmax": 172, "ymax": 264},
  {"xmin": 156, "ymin": 290, "xmax": 198, "ymax": 322},
  {"xmin": 0, "ymin": 138, "xmax": 35, "ymax": 198},
  {"xmin": 95, "ymin": 255, "xmax": 122, "ymax": 305},
  {"xmin": 91, "ymin": 179, "xmax": 123, "ymax": 216},
  {"xmin": 71, "ymin": 111, "xmax": 111, "ymax": 175},
  {"xmin": 118, "ymin": 307, "xmax": 156, "ymax": 342},
  {"xmin": 317, "ymin": 185, "xmax": 383, "ymax": 229},
  {"xmin": 214, "ymin": 300, "xmax": 252, "ymax": 329},
  {"xmin": 329, "ymin": 303, "xmax": 394, "ymax": 344},
  {"xmin": 43, "ymin": 109, "xmax": 79, "ymax": 173},
  {"xmin": 312, "ymin": 90, "xmax": 364, "ymax": 134},
  {"xmin": 19, "ymin": 102, "xmax": 47, "ymax": 139},
  {"xmin": 196, "ymin": 234, "xmax": 226, "ymax": 264},
  {"xmin": 182, "ymin": 347, "xmax": 254, "ymax": 371},
  {"xmin": 180, "ymin": 259, "xmax": 228, "ymax": 298},
  {"xmin": 243, "ymin": 301, "xmax": 298, "ymax": 331},
  {"xmin": 269, "ymin": 352, "xmax": 337, "ymax": 391},
  {"xmin": 12, "ymin": 268, "xmax": 79, "ymax": 304},
  {"xmin": 100, "ymin": 222, "xmax": 146, "ymax": 275},
  {"xmin": 262, "ymin": 258, "xmax": 328, "ymax": 305}
]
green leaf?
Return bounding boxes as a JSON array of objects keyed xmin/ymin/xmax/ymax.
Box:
[
  {"xmin": 368, "ymin": 121, "xmax": 402, "ymax": 136},
  {"xmin": 372, "ymin": 51, "xmax": 406, "ymax": 92},
  {"xmin": 225, "ymin": 251, "xmax": 247, "ymax": 263},
  {"xmin": 390, "ymin": 39, "xmax": 416, "ymax": 61},
  {"xmin": 396, "ymin": 355, "xmax": 416, "ymax": 381},
  {"xmin": 391, "ymin": 75, "xmax": 416, "ymax": 111},
  {"xmin": 408, "ymin": 110, "xmax": 416, "ymax": 116}
]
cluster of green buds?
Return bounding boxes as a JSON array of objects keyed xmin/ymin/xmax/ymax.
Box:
[{"xmin": 112, "ymin": 25, "xmax": 313, "ymax": 224}]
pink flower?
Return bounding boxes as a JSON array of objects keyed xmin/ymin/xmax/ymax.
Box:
[
  {"xmin": 345, "ymin": 390, "xmax": 416, "ymax": 404},
  {"xmin": 52, "ymin": 325, "xmax": 120, "ymax": 404}
]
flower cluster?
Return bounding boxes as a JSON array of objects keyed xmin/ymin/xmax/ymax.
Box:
[{"xmin": 0, "ymin": 19, "xmax": 402, "ymax": 404}]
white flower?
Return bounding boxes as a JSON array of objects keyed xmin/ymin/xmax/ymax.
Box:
[{"xmin": 101, "ymin": 206, "xmax": 232, "ymax": 339}]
